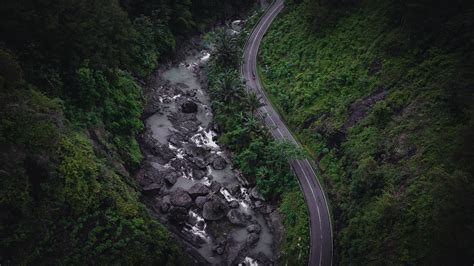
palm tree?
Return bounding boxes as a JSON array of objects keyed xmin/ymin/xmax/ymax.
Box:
[
  {"xmin": 243, "ymin": 115, "xmax": 264, "ymax": 134},
  {"xmin": 216, "ymin": 71, "xmax": 243, "ymax": 103},
  {"xmin": 245, "ymin": 91, "xmax": 265, "ymax": 117},
  {"xmin": 214, "ymin": 28, "xmax": 237, "ymax": 66}
]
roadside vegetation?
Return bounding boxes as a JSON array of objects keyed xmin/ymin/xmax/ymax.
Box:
[
  {"xmin": 259, "ymin": 0, "xmax": 474, "ymax": 264},
  {"xmin": 0, "ymin": 0, "xmax": 253, "ymax": 263},
  {"xmin": 205, "ymin": 15, "xmax": 310, "ymax": 265}
]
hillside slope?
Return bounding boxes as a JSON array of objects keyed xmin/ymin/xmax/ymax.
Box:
[
  {"xmin": 258, "ymin": 0, "xmax": 474, "ymax": 264},
  {"xmin": 0, "ymin": 0, "xmax": 253, "ymax": 263}
]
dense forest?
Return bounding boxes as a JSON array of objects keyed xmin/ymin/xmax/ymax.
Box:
[
  {"xmin": 0, "ymin": 0, "xmax": 253, "ymax": 264},
  {"xmin": 259, "ymin": 0, "xmax": 474, "ymax": 264}
]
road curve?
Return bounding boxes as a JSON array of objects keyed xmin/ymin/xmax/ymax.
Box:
[{"xmin": 241, "ymin": 1, "xmax": 333, "ymax": 265}]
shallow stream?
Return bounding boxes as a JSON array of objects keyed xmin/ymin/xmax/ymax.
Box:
[{"xmin": 140, "ymin": 41, "xmax": 275, "ymax": 265}]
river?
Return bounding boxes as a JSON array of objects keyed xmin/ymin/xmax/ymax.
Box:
[{"xmin": 137, "ymin": 27, "xmax": 279, "ymax": 265}]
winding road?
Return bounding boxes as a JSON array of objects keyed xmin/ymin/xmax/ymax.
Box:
[{"xmin": 241, "ymin": 1, "xmax": 333, "ymax": 265}]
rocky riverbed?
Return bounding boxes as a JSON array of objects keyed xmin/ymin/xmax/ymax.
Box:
[{"xmin": 136, "ymin": 31, "xmax": 282, "ymax": 265}]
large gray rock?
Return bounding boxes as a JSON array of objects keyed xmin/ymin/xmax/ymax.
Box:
[
  {"xmin": 202, "ymin": 199, "xmax": 228, "ymax": 220},
  {"xmin": 142, "ymin": 183, "xmax": 162, "ymax": 195},
  {"xmin": 164, "ymin": 172, "xmax": 179, "ymax": 186},
  {"xmin": 210, "ymin": 155, "xmax": 227, "ymax": 170},
  {"xmin": 226, "ymin": 209, "xmax": 251, "ymax": 226},
  {"xmin": 192, "ymin": 168, "xmax": 207, "ymax": 180},
  {"xmin": 152, "ymin": 145, "xmax": 174, "ymax": 163},
  {"xmin": 246, "ymin": 223, "xmax": 261, "ymax": 234},
  {"xmin": 209, "ymin": 181, "xmax": 222, "ymax": 193},
  {"xmin": 170, "ymin": 156, "xmax": 187, "ymax": 170},
  {"xmin": 152, "ymin": 144, "xmax": 175, "ymax": 163},
  {"xmin": 227, "ymin": 184, "xmax": 240, "ymax": 194},
  {"xmin": 181, "ymin": 100, "xmax": 198, "ymax": 113},
  {"xmin": 185, "ymin": 144, "xmax": 209, "ymax": 158},
  {"xmin": 250, "ymin": 187, "xmax": 265, "ymax": 201},
  {"xmin": 189, "ymin": 156, "xmax": 208, "ymax": 169},
  {"xmin": 195, "ymin": 196, "xmax": 208, "ymax": 209},
  {"xmin": 136, "ymin": 163, "xmax": 169, "ymax": 187},
  {"xmin": 188, "ymin": 183, "xmax": 210, "ymax": 198},
  {"xmin": 170, "ymin": 189, "xmax": 193, "ymax": 208}
]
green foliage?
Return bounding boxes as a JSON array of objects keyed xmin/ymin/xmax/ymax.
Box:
[
  {"xmin": 0, "ymin": 85, "xmax": 183, "ymax": 264},
  {"xmin": 0, "ymin": 87, "xmax": 64, "ymax": 153},
  {"xmin": 259, "ymin": 0, "xmax": 474, "ymax": 264},
  {"xmin": 57, "ymin": 134, "xmax": 101, "ymax": 214},
  {"xmin": 0, "ymin": 0, "xmax": 256, "ymax": 263},
  {"xmin": 69, "ymin": 66, "xmax": 144, "ymax": 168},
  {"xmin": 214, "ymin": 29, "xmax": 239, "ymax": 67},
  {"xmin": 279, "ymin": 191, "xmax": 310, "ymax": 265},
  {"xmin": 255, "ymin": 141, "xmax": 305, "ymax": 199}
]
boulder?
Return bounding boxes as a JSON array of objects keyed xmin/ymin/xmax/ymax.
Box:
[
  {"xmin": 246, "ymin": 224, "xmax": 261, "ymax": 234},
  {"xmin": 203, "ymin": 199, "xmax": 228, "ymax": 220},
  {"xmin": 210, "ymin": 155, "xmax": 227, "ymax": 170},
  {"xmin": 181, "ymin": 100, "xmax": 198, "ymax": 113},
  {"xmin": 185, "ymin": 144, "xmax": 209, "ymax": 158},
  {"xmin": 227, "ymin": 184, "xmax": 240, "ymax": 194},
  {"xmin": 192, "ymin": 168, "xmax": 207, "ymax": 180},
  {"xmin": 136, "ymin": 164, "xmax": 169, "ymax": 187},
  {"xmin": 169, "ymin": 207, "xmax": 189, "ymax": 223},
  {"xmin": 188, "ymin": 183, "xmax": 210, "ymax": 198},
  {"xmin": 170, "ymin": 156, "xmax": 187, "ymax": 169},
  {"xmin": 170, "ymin": 189, "xmax": 193, "ymax": 208},
  {"xmin": 226, "ymin": 209, "xmax": 251, "ymax": 226},
  {"xmin": 152, "ymin": 144, "xmax": 175, "ymax": 163},
  {"xmin": 189, "ymin": 156, "xmax": 208, "ymax": 169},
  {"xmin": 195, "ymin": 196, "xmax": 208, "ymax": 209},
  {"xmin": 142, "ymin": 183, "xmax": 162, "ymax": 195},
  {"xmin": 250, "ymin": 187, "xmax": 265, "ymax": 201},
  {"xmin": 164, "ymin": 172, "xmax": 179, "ymax": 186},
  {"xmin": 210, "ymin": 181, "xmax": 222, "ymax": 193}
]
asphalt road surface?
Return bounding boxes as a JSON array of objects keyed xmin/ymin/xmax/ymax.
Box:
[{"xmin": 241, "ymin": 1, "xmax": 333, "ymax": 265}]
